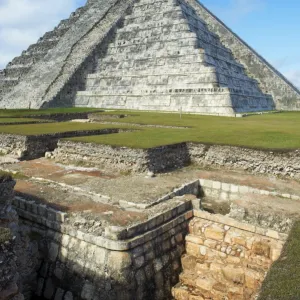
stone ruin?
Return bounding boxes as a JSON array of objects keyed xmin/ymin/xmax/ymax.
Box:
[
  {"xmin": 0, "ymin": 0, "xmax": 300, "ymax": 299},
  {"xmin": 0, "ymin": 0, "xmax": 299, "ymax": 115},
  {"xmin": 0, "ymin": 167, "xmax": 296, "ymax": 300}
]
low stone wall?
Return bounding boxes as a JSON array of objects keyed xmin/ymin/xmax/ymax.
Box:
[
  {"xmin": 172, "ymin": 210, "xmax": 287, "ymax": 300},
  {"xmin": 189, "ymin": 143, "xmax": 300, "ymax": 179},
  {"xmin": 199, "ymin": 178, "xmax": 299, "ymax": 233},
  {"xmin": 12, "ymin": 193, "xmax": 196, "ymax": 300},
  {"xmin": 53, "ymin": 141, "xmax": 190, "ymax": 173},
  {"xmin": 52, "ymin": 140, "xmax": 300, "ymax": 178},
  {"xmin": 0, "ymin": 129, "xmax": 121, "ymax": 160}
]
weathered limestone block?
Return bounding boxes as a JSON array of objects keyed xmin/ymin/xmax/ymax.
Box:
[
  {"xmin": 14, "ymin": 198, "xmax": 193, "ymax": 300},
  {"xmin": 174, "ymin": 212, "xmax": 287, "ymax": 300},
  {"xmin": 189, "ymin": 142, "xmax": 300, "ymax": 179},
  {"xmin": 53, "ymin": 140, "xmax": 190, "ymax": 173}
]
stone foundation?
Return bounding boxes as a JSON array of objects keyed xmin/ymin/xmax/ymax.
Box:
[
  {"xmin": 53, "ymin": 141, "xmax": 190, "ymax": 173},
  {"xmin": 0, "ymin": 129, "xmax": 123, "ymax": 160},
  {"xmin": 2, "ymin": 175, "xmax": 292, "ymax": 300},
  {"xmin": 53, "ymin": 140, "xmax": 300, "ymax": 178},
  {"xmin": 172, "ymin": 210, "xmax": 287, "ymax": 300},
  {"xmin": 12, "ymin": 194, "xmax": 195, "ymax": 300},
  {"xmin": 189, "ymin": 143, "xmax": 300, "ymax": 179}
]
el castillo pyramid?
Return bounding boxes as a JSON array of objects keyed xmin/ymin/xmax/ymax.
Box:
[{"xmin": 0, "ymin": 0, "xmax": 299, "ymax": 116}]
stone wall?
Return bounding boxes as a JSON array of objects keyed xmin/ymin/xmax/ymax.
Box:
[
  {"xmin": 172, "ymin": 210, "xmax": 287, "ymax": 300},
  {"xmin": 188, "ymin": 0, "xmax": 300, "ymax": 110},
  {"xmin": 0, "ymin": 129, "xmax": 122, "ymax": 160},
  {"xmin": 189, "ymin": 143, "xmax": 300, "ymax": 179},
  {"xmin": 0, "ymin": 175, "xmax": 22, "ymax": 300},
  {"xmin": 199, "ymin": 178, "xmax": 298, "ymax": 233},
  {"xmin": 12, "ymin": 193, "xmax": 196, "ymax": 300},
  {"xmin": 53, "ymin": 141, "xmax": 190, "ymax": 173},
  {"xmin": 52, "ymin": 140, "xmax": 300, "ymax": 178}
]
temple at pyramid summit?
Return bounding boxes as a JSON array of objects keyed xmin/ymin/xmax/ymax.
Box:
[{"xmin": 0, "ymin": 0, "xmax": 299, "ymax": 115}]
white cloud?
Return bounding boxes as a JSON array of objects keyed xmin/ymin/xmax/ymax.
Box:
[{"xmin": 0, "ymin": 0, "xmax": 83, "ymax": 68}]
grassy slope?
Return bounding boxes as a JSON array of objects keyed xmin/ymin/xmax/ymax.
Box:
[
  {"xmin": 258, "ymin": 221, "xmax": 300, "ymax": 300},
  {"xmin": 0, "ymin": 107, "xmax": 100, "ymax": 118},
  {"xmin": 0, "ymin": 122, "xmax": 131, "ymax": 136},
  {"xmin": 0, "ymin": 110, "xmax": 299, "ymax": 150},
  {"xmin": 0, "ymin": 118, "xmax": 48, "ymax": 124},
  {"xmin": 69, "ymin": 111, "xmax": 300, "ymax": 150}
]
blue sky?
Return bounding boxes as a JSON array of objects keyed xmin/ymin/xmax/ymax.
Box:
[{"xmin": 0, "ymin": 0, "xmax": 299, "ymax": 87}]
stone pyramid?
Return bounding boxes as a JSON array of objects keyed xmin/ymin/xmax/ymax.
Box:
[{"xmin": 0, "ymin": 0, "xmax": 299, "ymax": 116}]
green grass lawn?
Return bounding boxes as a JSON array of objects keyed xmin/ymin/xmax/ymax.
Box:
[
  {"xmin": 0, "ymin": 107, "xmax": 101, "ymax": 118},
  {"xmin": 0, "ymin": 110, "xmax": 300, "ymax": 150},
  {"xmin": 68, "ymin": 111, "xmax": 300, "ymax": 150},
  {"xmin": 258, "ymin": 221, "xmax": 300, "ymax": 300},
  {"xmin": 0, "ymin": 122, "xmax": 131, "ymax": 136},
  {"xmin": 0, "ymin": 118, "xmax": 49, "ymax": 124}
]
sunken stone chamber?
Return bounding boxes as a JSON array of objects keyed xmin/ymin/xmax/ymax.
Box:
[{"xmin": 7, "ymin": 178, "xmax": 289, "ymax": 300}]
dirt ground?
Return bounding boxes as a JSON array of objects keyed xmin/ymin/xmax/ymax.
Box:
[{"xmin": 2, "ymin": 158, "xmax": 300, "ymax": 229}]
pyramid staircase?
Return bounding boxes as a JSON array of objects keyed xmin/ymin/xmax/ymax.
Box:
[{"xmin": 75, "ymin": 0, "xmax": 274, "ymax": 115}]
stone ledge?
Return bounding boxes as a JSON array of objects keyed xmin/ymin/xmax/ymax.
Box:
[
  {"xmin": 199, "ymin": 178, "xmax": 300, "ymax": 201},
  {"xmin": 16, "ymin": 205, "xmax": 194, "ymax": 251},
  {"xmin": 193, "ymin": 210, "xmax": 288, "ymax": 241}
]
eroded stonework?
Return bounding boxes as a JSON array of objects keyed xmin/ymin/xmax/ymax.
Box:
[{"xmin": 0, "ymin": 0, "xmax": 299, "ymax": 114}]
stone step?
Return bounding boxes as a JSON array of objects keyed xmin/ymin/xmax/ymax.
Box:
[
  {"xmin": 100, "ymin": 51, "xmax": 204, "ymax": 65},
  {"xmin": 121, "ymin": 14, "xmax": 188, "ymax": 31},
  {"xmin": 125, "ymin": 5, "xmax": 182, "ymax": 21},
  {"xmin": 172, "ymin": 283, "xmax": 205, "ymax": 300},
  {"xmin": 134, "ymin": 0, "xmax": 177, "ymax": 7},
  {"xmin": 177, "ymin": 270, "xmax": 241, "ymax": 300},
  {"xmin": 115, "ymin": 23, "xmax": 191, "ymax": 41},
  {"xmin": 124, "ymin": 9, "xmax": 184, "ymax": 26},
  {"xmin": 113, "ymin": 31, "xmax": 197, "ymax": 47},
  {"xmin": 86, "ymin": 71, "xmax": 218, "ymax": 85},
  {"xmin": 77, "ymin": 86, "xmax": 266, "ymax": 100},
  {"xmin": 42, "ymin": 27, "xmax": 69, "ymax": 41},
  {"xmin": 131, "ymin": 1, "xmax": 176, "ymax": 15},
  {"xmin": 4, "ymin": 66, "xmax": 31, "ymax": 78},
  {"xmin": 11, "ymin": 52, "xmax": 47, "ymax": 66},
  {"xmin": 92, "ymin": 70, "xmax": 257, "ymax": 92},
  {"xmin": 56, "ymin": 7, "xmax": 86, "ymax": 30},
  {"xmin": 106, "ymin": 40, "xmax": 195, "ymax": 56},
  {"xmin": 85, "ymin": 74, "xmax": 258, "ymax": 93},
  {"xmin": 106, "ymin": 43, "xmax": 197, "ymax": 57},
  {"xmin": 77, "ymin": 86, "xmax": 269, "ymax": 99},
  {"xmin": 89, "ymin": 65, "xmax": 216, "ymax": 77},
  {"xmin": 26, "ymin": 40, "xmax": 59, "ymax": 54},
  {"xmin": 97, "ymin": 56, "xmax": 245, "ymax": 78},
  {"xmin": 100, "ymin": 48, "xmax": 242, "ymax": 72},
  {"xmin": 74, "ymin": 94, "xmax": 238, "ymax": 116}
]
